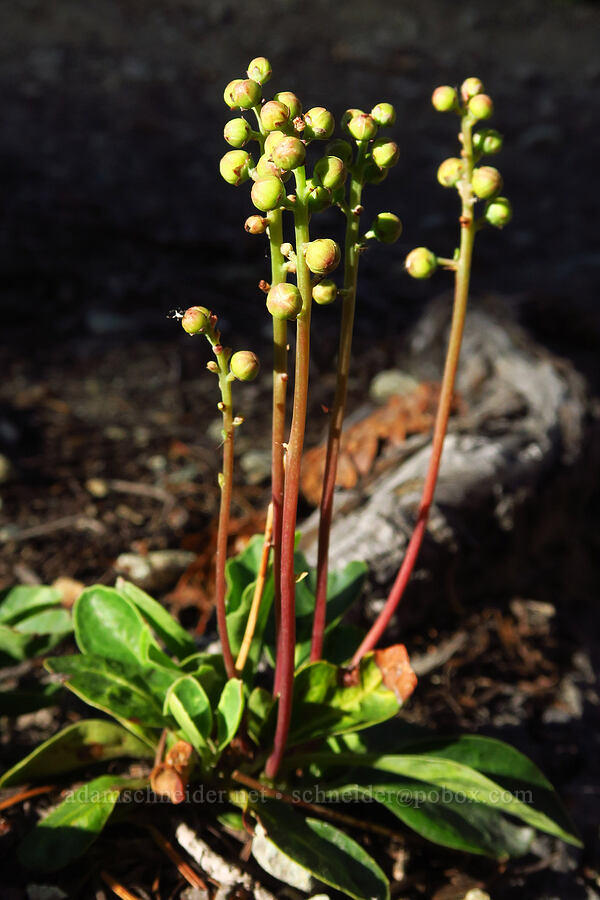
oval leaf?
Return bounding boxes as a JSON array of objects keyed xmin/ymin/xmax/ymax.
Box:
[
  {"xmin": 115, "ymin": 578, "xmax": 196, "ymax": 660},
  {"xmin": 164, "ymin": 676, "xmax": 212, "ymax": 751},
  {"xmin": 0, "ymin": 585, "xmax": 62, "ymax": 626},
  {"xmin": 254, "ymin": 799, "xmax": 389, "ymax": 900},
  {"xmin": 216, "ymin": 678, "xmax": 244, "ymax": 750},
  {"xmin": 18, "ymin": 774, "xmax": 144, "ymax": 871},
  {"xmin": 0, "ymin": 719, "xmax": 154, "ymax": 788}
]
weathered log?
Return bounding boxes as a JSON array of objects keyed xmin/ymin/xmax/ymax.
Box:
[{"xmin": 300, "ymin": 297, "xmax": 587, "ymax": 613}]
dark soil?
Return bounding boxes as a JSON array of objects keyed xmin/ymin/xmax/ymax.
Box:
[{"xmin": 1, "ymin": 0, "xmax": 599, "ymax": 897}]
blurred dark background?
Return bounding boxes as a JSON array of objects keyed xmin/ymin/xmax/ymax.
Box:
[{"xmin": 0, "ymin": 0, "xmax": 599, "ymax": 585}]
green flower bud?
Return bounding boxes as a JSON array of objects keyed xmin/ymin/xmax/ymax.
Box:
[
  {"xmin": 471, "ymin": 165, "xmax": 503, "ymax": 199},
  {"xmin": 260, "ymin": 100, "xmax": 290, "ymax": 132},
  {"xmin": 182, "ymin": 306, "xmax": 211, "ymax": 334},
  {"xmin": 231, "ymin": 78, "xmax": 262, "ymax": 110},
  {"xmin": 305, "ymin": 238, "xmax": 341, "ymax": 275},
  {"xmin": 485, "ymin": 196, "xmax": 512, "ymax": 228},
  {"xmin": 312, "ymin": 278, "xmax": 338, "ymax": 305},
  {"xmin": 437, "ymin": 157, "xmax": 463, "ymax": 187},
  {"xmin": 223, "ymin": 79, "xmax": 243, "ymax": 108},
  {"xmin": 473, "ymin": 128, "xmax": 503, "ymax": 155},
  {"xmin": 264, "ymin": 130, "xmax": 286, "ymax": 155},
  {"xmin": 371, "ymin": 212, "xmax": 403, "ymax": 244},
  {"xmin": 305, "ymin": 179, "xmax": 332, "ymax": 213},
  {"xmin": 431, "ymin": 85, "xmax": 458, "ymax": 112},
  {"xmin": 255, "ymin": 153, "xmax": 284, "ymax": 179},
  {"xmin": 274, "ymin": 91, "xmax": 302, "ymax": 119},
  {"xmin": 461, "ymin": 77, "xmax": 484, "ymax": 102},
  {"xmin": 405, "ymin": 247, "xmax": 438, "ymax": 279},
  {"xmin": 370, "ymin": 102, "xmax": 396, "ymax": 127},
  {"xmin": 246, "ymin": 57, "xmax": 272, "ymax": 85},
  {"xmin": 325, "ymin": 138, "xmax": 353, "ymax": 166},
  {"xmin": 220, "ymin": 150, "xmax": 253, "ymax": 186},
  {"xmin": 224, "ymin": 117, "xmax": 252, "ymax": 148},
  {"xmin": 230, "ymin": 350, "xmax": 260, "ymax": 381},
  {"xmin": 271, "ymin": 136, "xmax": 306, "ymax": 171},
  {"xmin": 341, "ymin": 108, "xmax": 365, "ymax": 131},
  {"xmin": 251, "ymin": 175, "xmax": 285, "ymax": 211},
  {"xmin": 347, "ymin": 113, "xmax": 378, "ymax": 142},
  {"xmin": 266, "ymin": 282, "xmax": 302, "ymax": 319},
  {"xmin": 303, "ymin": 107, "xmax": 335, "ymax": 141},
  {"xmin": 363, "ymin": 161, "xmax": 389, "ymax": 184},
  {"xmin": 468, "ymin": 93, "xmax": 494, "ymax": 120},
  {"xmin": 244, "ymin": 215, "xmax": 268, "ymax": 234},
  {"xmin": 371, "ymin": 139, "xmax": 400, "ymax": 169},
  {"xmin": 313, "ymin": 155, "xmax": 347, "ymax": 190}
]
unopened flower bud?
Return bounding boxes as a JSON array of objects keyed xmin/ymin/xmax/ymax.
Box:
[
  {"xmin": 251, "ymin": 175, "xmax": 285, "ymax": 211},
  {"xmin": 271, "ymin": 136, "xmax": 306, "ymax": 171},
  {"xmin": 461, "ymin": 77, "xmax": 484, "ymax": 102},
  {"xmin": 405, "ymin": 247, "xmax": 438, "ymax": 279},
  {"xmin": 206, "ymin": 360, "xmax": 219, "ymax": 373},
  {"xmin": 182, "ymin": 306, "xmax": 211, "ymax": 334},
  {"xmin": 363, "ymin": 161, "xmax": 389, "ymax": 184},
  {"xmin": 371, "ymin": 139, "xmax": 400, "ymax": 169},
  {"xmin": 260, "ymin": 100, "xmax": 290, "ymax": 132},
  {"xmin": 473, "ymin": 128, "xmax": 503, "ymax": 155},
  {"xmin": 312, "ymin": 279, "xmax": 338, "ymax": 305},
  {"xmin": 432, "ymin": 85, "xmax": 458, "ymax": 112},
  {"xmin": 485, "ymin": 196, "xmax": 512, "ymax": 228},
  {"xmin": 247, "ymin": 56, "xmax": 272, "ymax": 85},
  {"xmin": 314, "ymin": 155, "xmax": 347, "ymax": 190},
  {"xmin": 231, "ymin": 79, "xmax": 262, "ymax": 110},
  {"xmin": 220, "ymin": 150, "xmax": 253, "ymax": 185},
  {"xmin": 274, "ymin": 91, "xmax": 302, "ymax": 119},
  {"xmin": 266, "ymin": 282, "xmax": 302, "ymax": 319},
  {"xmin": 224, "ymin": 117, "xmax": 252, "ymax": 148},
  {"xmin": 347, "ymin": 113, "xmax": 378, "ymax": 142},
  {"xmin": 437, "ymin": 157, "xmax": 463, "ymax": 187},
  {"xmin": 264, "ymin": 130, "xmax": 286, "ymax": 155},
  {"xmin": 341, "ymin": 108, "xmax": 365, "ymax": 131},
  {"xmin": 370, "ymin": 102, "xmax": 396, "ymax": 127},
  {"xmin": 255, "ymin": 153, "xmax": 289, "ymax": 181},
  {"xmin": 325, "ymin": 138, "xmax": 353, "ymax": 166},
  {"xmin": 305, "ymin": 238, "xmax": 341, "ymax": 275},
  {"xmin": 305, "ymin": 179, "xmax": 332, "ymax": 213},
  {"xmin": 230, "ymin": 350, "xmax": 260, "ymax": 381},
  {"xmin": 223, "ymin": 79, "xmax": 243, "ymax": 108},
  {"xmin": 371, "ymin": 212, "xmax": 403, "ymax": 244},
  {"xmin": 303, "ymin": 107, "xmax": 335, "ymax": 141},
  {"xmin": 471, "ymin": 165, "xmax": 503, "ymax": 199},
  {"xmin": 468, "ymin": 93, "xmax": 494, "ymax": 120},
  {"xmin": 244, "ymin": 215, "xmax": 268, "ymax": 234}
]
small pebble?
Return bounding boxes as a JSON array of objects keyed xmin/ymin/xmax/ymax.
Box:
[{"xmin": 369, "ymin": 369, "xmax": 419, "ymax": 404}]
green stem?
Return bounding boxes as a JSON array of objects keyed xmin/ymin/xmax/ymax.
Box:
[
  {"xmin": 268, "ymin": 209, "xmax": 289, "ymax": 694},
  {"xmin": 350, "ymin": 116, "xmax": 477, "ymax": 666},
  {"xmin": 266, "ymin": 166, "xmax": 312, "ymax": 779},
  {"xmin": 310, "ymin": 150, "xmax": 366, "ymax": 662}
]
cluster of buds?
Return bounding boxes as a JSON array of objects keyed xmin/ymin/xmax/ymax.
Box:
[
  {"xmin": 406, "ymin": 76, "xmax": 512, "ymax": 279},
  {"xmin": 181, "ymin": 305, "xmax": 259, "ymax": 382},
  {"xmin": 219, "ymin": 58, "xmax": 404, "ymax": 317}
]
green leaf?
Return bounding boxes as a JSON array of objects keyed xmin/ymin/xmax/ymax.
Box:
[
  {"xmin": 18, "ymin": 774, "xmax": 145, "ymax": 871},
  {"xmin": 216, "ymin": 678, "xmax": 244, "ymax": 750},
  {"xmin": 300, "ymin": 750, "xmax": 581, "ymax": 848},
  {"xmin": 288, "ymin": 655, "xmax": 399, "ymax": 746},
  {"xmin": 115, "ymin": 577, "xmax": 196, "ymax": 660},
  {"xmin": 0, "ymin": 624, "xmax": 33, "ymax": 662},
  {"xmin": 0, "ymin": 585, "xmax": 62, "ymax": 626},
  {"xmin": 246, "ymin": 686, "xmax": 276, "ymax": 746},
  {"xmin": 164, "ymin": 676, "xmax": 212, "ymax": 751},
  {"xmin": 254, "ymin": 799, "xmax": 389, "ymax": 900},
  {"xmin": 45, "ymin": 654, "xmax": 173, "ymax": 740},
  {"xmin": 181, "ymin": 655, "xmax": 228, "ymax": 705},
  {"xmin": 329, "ymin": 781, "xmax": 533, "ymax": 858},
  {"xmin": 0, "ymin": 719, "xmax": 153, "ymax": 788},
  {"xmin": 74, "ymin": 586, "xmax": 172, "ymax": 670}
]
